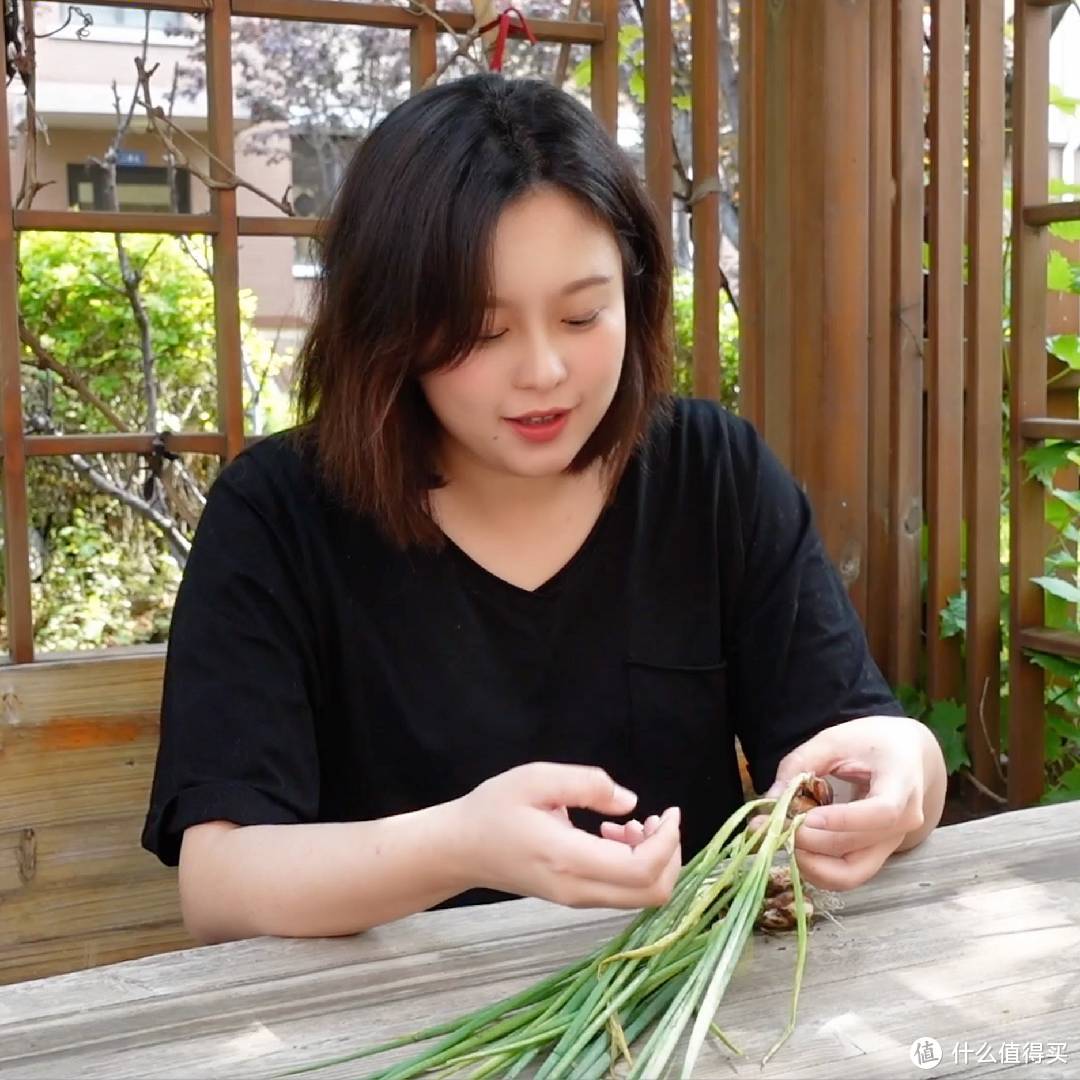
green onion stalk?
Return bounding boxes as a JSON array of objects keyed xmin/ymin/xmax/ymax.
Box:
[{"xmin": 280, "ymin": 772, "xmax": 828, "ymax": 1080}]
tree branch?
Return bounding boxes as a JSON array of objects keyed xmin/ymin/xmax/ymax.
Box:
[
  {"xmin": 134, "ymin": 57, "xmax": 295, "ymax": 216},
  {"xmin": 553, "ymin": 0, "xmax": 583, "ymax": 86},
  {"xmin": 18, "ymin": 318, "xmax": 128, "ymax": 431},
  {"xmin": 421, "ymin": 23, "xmax": 487, "ymax": 88},
  {"xmin": 66, "ymin": 452, "xmax": 191, "ymax": 566}
]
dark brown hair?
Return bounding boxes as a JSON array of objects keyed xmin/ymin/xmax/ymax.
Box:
[{"xmin": 294, "ymin": 73, "xmax": 673, "ymax": 550}]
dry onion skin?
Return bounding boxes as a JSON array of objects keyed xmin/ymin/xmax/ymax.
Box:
[{"xmin": 282, "ymin": 773, "xmax": 830, "ymax": 1080}]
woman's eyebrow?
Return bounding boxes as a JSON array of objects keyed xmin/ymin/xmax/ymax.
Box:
[{"xmin": 491, "ymin": 274, "xmax": 613, "ymax": 309}]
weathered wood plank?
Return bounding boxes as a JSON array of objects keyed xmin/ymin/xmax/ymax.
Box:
[
  {"xmin": 0, "ymin": 926, "xmax": 193, "ymax": 989},
  {"xmin": 0, "ymin": 816, "xmax": 167, "ymax": 892},
  {"xmin": 0, "ymin": 654, "xmax": 165, "ymax": 727},
  {"xmin": 0, "ymin": 803, "xmax": 1076, "ymax": 1079},
  {"xmin": 0, "ymin": 654, "xmax": 182, "ymax": 984}
]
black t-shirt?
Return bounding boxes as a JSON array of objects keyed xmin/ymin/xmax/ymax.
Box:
[{"xmin": 141, "ymin": 397, "xmax": 903, "ymax": 907}]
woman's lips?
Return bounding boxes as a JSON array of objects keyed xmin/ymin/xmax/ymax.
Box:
[{"xmin": 504, "ymin": 409, "xmax": 571, "ymax": 443}]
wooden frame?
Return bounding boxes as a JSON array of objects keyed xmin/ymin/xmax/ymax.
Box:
[{"xmin": 0, "ymin": 0, "xmax": 616, "ymax": 665}]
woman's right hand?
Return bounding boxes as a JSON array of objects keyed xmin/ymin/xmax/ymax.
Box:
[{"xmin": 452, "ymin": 762, "xmax": 682, "ymax": 910}]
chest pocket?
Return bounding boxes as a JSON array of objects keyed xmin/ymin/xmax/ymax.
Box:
[{"xmin": 621, "ymin": 596, "xmax": 738, "ymax": 857}]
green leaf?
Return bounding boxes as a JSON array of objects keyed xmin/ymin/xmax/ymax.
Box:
[
  {"xmin": 1032, "ymin": 575, "xmax": 1080, "ymax": 604},
  {"xmin": 1049, "ymin": 334, "xmax": 1080, "ymax": 369},
  {"xmin": 1046, "ymin": 493, "xmax": 1080, "ymax": 533},
  {"xmin": 1041, "ymin": 765, "xmax": 1080, "ymax": 805},
  {"xmin": 923, "ymin": 699, "xmax": 970, "ymax": 775},
  {"xmin": 1048, "ymin": 249, "xmax": 1073, "ymax": 291},
  {"xmin": 629, "ymin": 68, "xmax": 645, "ymax": 104},
  {"xmin": 1050, "ymin": 83, "xmax": 1080, "ymax": 116},
  {"xmin": 618, "ymin": 24, "xmax": 643, "ymax": 47},
  {"xmin": 1045, "ymin": 590, "xmax": 1071, "ymax": 630},
  {"xmin": 572, "ymin": 56, "xmax": 591, "ymax": 89},
  {"xmin": 1046, "ymin": 546, "xmax": 1080, "ymax": 573},
  {"xmin": 1027, "ymin": 650, "xmax": 1080, "ymax": 681},
  {"xmin": 894, "ymin": 683, "xmax": 927, "ymax": 719},
  {"xmin": 939, "ymin": 591, "xmax": 967, "ymax": 640},
  {"xmin": 1050, "ymin": 179, "xmax": 1080, "ymax": 197},
  {"xmin": 1023, "ymin": 441, "xmax": 1080, "ymax": 487},
  {"xmin": 1049, "ymin": 220, "xmax": 1080, "ymax": 243},
  {"xmin": 673, "ymin": 93, "xmax": 692, "ymax": 112}
]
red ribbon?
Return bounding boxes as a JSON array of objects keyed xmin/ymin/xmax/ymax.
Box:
[{"xmin": 477, "ymin": 6, "xmax": 537, "ymax": 73}]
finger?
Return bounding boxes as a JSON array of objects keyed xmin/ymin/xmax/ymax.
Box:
[
  {"xmin": 643, "ymin": 815, "xmax": 661, "ymax": 838},
  {"xmin": 802, "ymin": 786, "xmax": 918, "ymax": 834},
  {"xmin": 599, "ymin": 819, "xmax": 646, "ymax": 846},
  {"xmin": 599, "ymin": 821, "xmax": 629, "ymax": 843},
  {"xmin": 772, "ymin": 727, "xmax": 847, "ymax": 790},
  {"xmin": 562, "ymin": 835, "xmax": 683, "ymax": 910},
  {"xmin": 521, "ymin": 762, "xmax": 638, "ymax": 817},
  {"xmin": 548, "ymin": 806, "xmax": 681, "ymax": 890},
  {"xmin": 793, "ymin": 824, "xmax": 894, "ymax": 859},
  {"xmin": 792, "ymin": 838, "xmax": 895, "ymax": 892}
]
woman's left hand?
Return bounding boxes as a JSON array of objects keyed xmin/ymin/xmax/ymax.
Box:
[{"xmin": 748, "ymin": 715, "xmax": 947, "ymax": 892}]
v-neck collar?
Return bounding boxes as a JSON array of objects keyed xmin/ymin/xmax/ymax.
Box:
[{"xmin": 441, "ymin": 455, "xmax": 636, "ymax": 600}]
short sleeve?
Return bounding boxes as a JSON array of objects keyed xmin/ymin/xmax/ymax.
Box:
[
  {"xmin": 141, "ymin": 453, "xmax": 322, "ymax": 867},
  {"xmin": 723, "ymin": 416, "xmax": 905, "ymax": 794}
]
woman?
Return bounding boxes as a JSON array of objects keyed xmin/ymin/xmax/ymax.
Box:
[{"xmin": 142, "ymin": 73, "xmax": 947, "ymax": 945}]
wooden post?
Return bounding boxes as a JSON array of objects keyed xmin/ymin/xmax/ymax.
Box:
[{"xmin": 739, "ymin": 0, "xmax": 872, "ymax": 623}]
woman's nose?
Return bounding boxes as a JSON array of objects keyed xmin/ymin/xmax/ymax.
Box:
[{"xmin": 513, "ymin": 334, "xmax": 568, "ymax": 391}]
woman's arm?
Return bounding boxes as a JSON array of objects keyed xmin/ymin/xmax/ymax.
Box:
[
  {"xmin": 178, "ymin": 803, "xmax": 468, "ymax": 944},
  {"xmin": 178, "ymin": 763, "xmax": 683, "ymax": 944}
]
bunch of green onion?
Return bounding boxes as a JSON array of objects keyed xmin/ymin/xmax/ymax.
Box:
[{"xmin": 286, "ymin": 773, "xmax": 824, "ymax": 1080}]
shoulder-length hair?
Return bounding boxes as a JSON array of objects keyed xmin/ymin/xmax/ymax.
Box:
[{"xmin": 293, "ymin": 73, "xmax": 673, "ymax": 550}]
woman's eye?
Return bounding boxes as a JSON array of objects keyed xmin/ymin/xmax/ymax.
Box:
[
  {"xmin": 565, "ymin": 309, "xmax": 601, "ymax": 328},
  {"xmin": 478, "ymin": 328, "xmax": 507, "ymax": 344}
]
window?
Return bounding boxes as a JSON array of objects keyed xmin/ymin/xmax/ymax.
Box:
[
  {"xmin": 1050, "ymin": 144, "xmax": 1065, "ymax": 183},
  {"xmin": 290, "ymin": 133, "xmax": 360, "ymax": 269},
  {"xmin": 69, "ymin": 3, "xmax": 187, "ymax": 33},
  {"xmin": 67, "ymin": 163, "xmax": 192, "ymax": 214}
]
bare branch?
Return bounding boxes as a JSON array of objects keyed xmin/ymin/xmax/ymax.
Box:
[
  {"xmin": 14, "ymin": 0, "xmax": 51, "ymax": 210},
  {"xmin": 115, "ymin": 233, "xmax": 160, "ymax": 431},
  {"xmin": 134, "ymin": 57, "xmax": 295, "ymax": 215},
  {"xmin": 397, "ymin": 0, "xmax": 463, "ymax": 43},
  {"xmin": 177, "ymin": 234, "xmax": 214, "ymax": 280},
  {"xmin": 422, "ymin": 24, "xmax": 487, "ymax": 89},
  {"xmin": 66, "ymin": 452, "xmax": 191, "ymax": 566},
  {"xmin": 553, "ymin": 0, "xmax": 584, "ymax": 86},
  {"xmin": 18, "ymin": 318, "xmax": 128, "ymax": 431}
]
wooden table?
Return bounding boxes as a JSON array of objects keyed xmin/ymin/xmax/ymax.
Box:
[{"xmin": 1, "ymin": 802, "xmax": 1078, "ymax": 1079}]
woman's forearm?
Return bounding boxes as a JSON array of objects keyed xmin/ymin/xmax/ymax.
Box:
[{"xmin": 177, "ymin": 800, "xmax": 470, "ymax": 944}]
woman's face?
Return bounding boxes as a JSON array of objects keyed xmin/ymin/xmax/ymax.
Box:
[{"xmin": 420, "ymin": 187, "xmax": 627, "ymax": 484}]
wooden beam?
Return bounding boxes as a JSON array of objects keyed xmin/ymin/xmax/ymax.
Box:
[
  {"xmin": 888, "ymin": 0, "xmax": 925, "ymax": 686},
  {"xmin": 865, "ymin": 0, "xmax": 893, "ymax": 668},
  {"xmin": 1009, "ymin": 0, "xmax": 1051, "ymax": 807},
  {"xmin": 690, "ymin": 0, "xmax": 720, "ymax": 400},
  {"xmin": 925, "ymin": 0, "xmax": 965, "ymax": 702},
  {"xmin": 588, "ymin": 0, "xmax": 619, "ymax": 136},
  {"xmin": 206, "ymin": 0, "xmax": 246, "ymax": 460},
  {"xmin": 0, "ymin": 41, "xmax": 35, "ymax": 663},
  {"xmin": 14, "ymin": 211, "xmax": 216, "ymax": 235},
  {"xmin": 642, "ymin": 0, "xmax": 673, "ymax": 251},
  {"xmin": 966, "ymin": 0, "xmax": 1006, "ymax": 800}
]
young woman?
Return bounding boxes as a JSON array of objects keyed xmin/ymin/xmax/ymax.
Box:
[{"xmin": 142, "ymin": 73, "xmax": 947, "ymax": 945}]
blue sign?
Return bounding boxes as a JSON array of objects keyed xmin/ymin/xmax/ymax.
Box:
[{"xmin": 116, "ymin": 150, "xmax": 147, "ymax": 167}]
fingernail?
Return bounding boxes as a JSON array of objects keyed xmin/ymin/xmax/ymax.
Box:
[
  {"xmin": 614, "ymin": 784, "xmax": 637, "ymax": 804},
  {"xmin": 766, "ymin": 781, "xmax": 784, "ymax": 798},
  {"xmin": 804, "ymin": 809, "xmax": 827, "ymax": 828}
]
